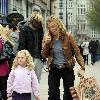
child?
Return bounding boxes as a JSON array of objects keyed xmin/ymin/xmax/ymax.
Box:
[{"xmin": 7, "ymin": 50, "xmax": 40, "ymax": 100}]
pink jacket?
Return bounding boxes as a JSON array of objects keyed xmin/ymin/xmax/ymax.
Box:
[
  {"xmin": 7, "ymin": 66, "xmax": 40, "ymax": 97},
  {"xmin": 0, "ymin": 38, "xmax": 9, "ymax": 76}
]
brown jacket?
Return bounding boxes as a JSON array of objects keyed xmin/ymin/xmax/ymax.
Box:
[{"xmin": 41, "ymin": 33, "xmax": 84, "ymax": 69}]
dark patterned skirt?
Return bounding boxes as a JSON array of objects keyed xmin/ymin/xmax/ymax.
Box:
[{"xmin": 12, "ymin": 91, "xmax": 31, "ymax": 100}]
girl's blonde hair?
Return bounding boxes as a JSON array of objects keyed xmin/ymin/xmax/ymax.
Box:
[
  {"xmin": 12, "ymin": 50, "xmax": 34, "ymax": 71},
  {"xmin": 46, "ymin": 15, "xmax": 67, "ymax": 38}
]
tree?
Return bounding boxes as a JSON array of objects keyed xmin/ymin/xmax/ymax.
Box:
[{"xmin": 87, "ymin": 0, "xmax": 100, "ymax": 32}]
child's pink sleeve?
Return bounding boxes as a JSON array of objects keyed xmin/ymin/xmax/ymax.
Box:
[
  {"xmin": 7, "ymin": 70, "xmax": 15, "ymax": 94},
  {"xmin": 31, "ymin": 70, "xmax": 40, "ymax": 97}
]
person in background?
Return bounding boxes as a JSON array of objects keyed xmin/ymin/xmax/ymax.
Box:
[
  {"xmin": 95, "ymin": 40, "xmax": 100, "ymax": 62},
  {"xmin": 88, "ymin": 39, "xmax": 98, "ymax": 64},
  {"xmin": 0, "ymin": 24, "xmax": 10, "ymax": 100},
  {"xmin": 77, "ymin": 42, "xmax": 83, "ymax": 57},
  {"xmin": 18, "ymin": 8, "xmax": 44, "ymax": 100},
  {"xmin": 5, "ymin": 23, "xmax": 19, "ymax": 72},
  {"xmin": 6, "ymin": 23, "xmax": 19, "ymax": 55},
  {"xmin": 81, "ymin": 38, "xmax": 89, "ymax": 65},
  {"xmin": 7, "ymin": 50, "xmax": 40, "ymax": 100},
  {"xmin": 41, "ymin": 15, "xmax": 85, "ymax": 100},
  {"xmin": 18, "ymin": 8, "xmax": 44, "ymax": 83}
]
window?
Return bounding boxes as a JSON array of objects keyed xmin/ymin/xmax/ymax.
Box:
[
  {"xmin": 59, "ymin": 2, "xmax": 63, "ymax": 8},
  {"xmin": 59, "ymin": 16, "xmax": 63, "ymax": 19},
  {"xmin": 68, "ymin": 12, "xmax": 73, "ymax": 22},
  {"xmin": 69, "ymin": 1, "xmax": 73, "ymax": 8},
  {"xmin": 91, "ymin": 28, "xmax": 96, "ymax": 37},
  {"xmin": 77, "ymin": 19, "xmax": 86, "ymax": 31},
  {"xmin": 59, "ymin": 12, "xmax": 63, "ymax": 15},
  {"xmin": 77, "ymin": 4, "xmax": 86, "ymax": 15}
]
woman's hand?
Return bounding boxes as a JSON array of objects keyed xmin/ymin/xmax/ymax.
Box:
[
  {"xmin": 80, "ymin": 67, "xmax": 85, "ymax": 71},
  {"xmin": 45, "ymin": 35, "xmax": 51, "ymax": 43},
  {"xmin": 77, "ymin": 67, "xmax": 85, "ymax": 78}
]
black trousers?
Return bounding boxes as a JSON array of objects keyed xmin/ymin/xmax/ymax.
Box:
[
  {"xmin": 48, "ymin": 66, "xmax": 75, "ymax": 100},
  {"xmin": 12, "ymin": 91, "xmax": 31, "ymax": 100},
  {"xmin": 83, "ymin": 55, "xmax": 88, "ymax": 65},
  {"xmin": 91, "ymin": 53, "xmax": 96, "ymax": 64},
  {"xmin": 0, "ymin": 76, "xmax": 8, "ymax": 100}
]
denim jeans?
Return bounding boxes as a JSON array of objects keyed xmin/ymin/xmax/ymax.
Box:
[{"xmin": 31, "ymin": 58, "xmax": 44, "ymax": 100}]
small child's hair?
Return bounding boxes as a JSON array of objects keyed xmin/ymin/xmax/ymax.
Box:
[{"xmin": 12, "ymin": 50, "xmax": 34, "ymax": 71}]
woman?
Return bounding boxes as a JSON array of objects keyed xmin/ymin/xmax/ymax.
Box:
[
  {"xmin": 0, "ymin": 24, "xmax": 10, "ymax": 100},
  {"xmin": 41, "ymin": 15, "xmax": 85, "ymax": 100}
]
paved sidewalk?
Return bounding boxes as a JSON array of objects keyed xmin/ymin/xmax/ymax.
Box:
[
  {"xmin": 40, "ymin": 61, "xmax": 100, "ymax": 100},
  {"xmin": 40, "ymin": 68, "xmax": 63, "ymax": 100}
]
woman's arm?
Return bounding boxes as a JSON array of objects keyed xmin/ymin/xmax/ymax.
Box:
[{"xmin": 69, "ymin": 34, "xmax": 85, "ymax": 69}]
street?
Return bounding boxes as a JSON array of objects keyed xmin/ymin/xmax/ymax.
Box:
[{"xmin": 40, "ymin": 60, "xmax": 100, "ymax": 100}]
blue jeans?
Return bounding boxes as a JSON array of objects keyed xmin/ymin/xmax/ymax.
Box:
[{"xmin": 31, "ymin": 58, "xmax": 44, "ymax": 100}]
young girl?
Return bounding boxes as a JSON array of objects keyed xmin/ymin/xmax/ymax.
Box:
[{"xmin": 7, "ymin": 50, "xmax": 40, "ymax": 100}]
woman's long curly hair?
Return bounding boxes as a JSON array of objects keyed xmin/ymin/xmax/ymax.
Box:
[
  {"xmin": 12, "ymin": 50, "xmax": 34, "ymax": 71},
  {"xmin": 46, "ymin": 15, "xmax": 67, "ymax": 39}
]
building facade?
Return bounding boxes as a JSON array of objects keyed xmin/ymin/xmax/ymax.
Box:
[
  {"xmin": 55, "ymin": 0, "xmax": 67, "ymax": 28},
  {"xmin": 0, "ymin": 0, "xmax": 8, "ymax": 24},
  {"xmin": 0, "ymin": 0, "xmax": 52, "ymax": 28},
  {"xmin": 55, "ymin": 0, "xmax": 100, "ymax": 41}
]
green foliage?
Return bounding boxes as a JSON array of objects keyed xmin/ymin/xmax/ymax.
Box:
[{"xmin": 87, "ymin": 0, "xmax": 100, "ymax": 31}]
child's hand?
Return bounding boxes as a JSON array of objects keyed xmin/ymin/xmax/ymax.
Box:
[{"xmin": 35, "ymin": 95, "xmax": 40, "ymax": 100}]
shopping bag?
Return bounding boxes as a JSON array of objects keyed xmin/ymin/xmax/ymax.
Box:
[{"xmin": 70, "ymin": 71, "xmax": 100, "ymax": 100}]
